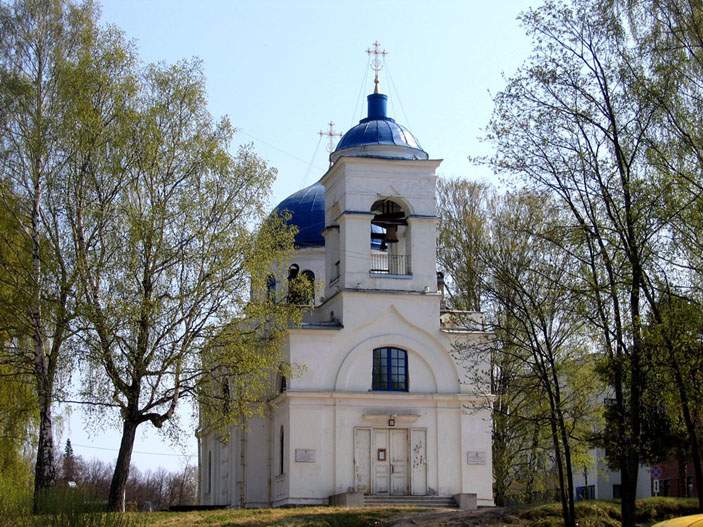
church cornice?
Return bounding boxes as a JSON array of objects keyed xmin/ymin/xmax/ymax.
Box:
[
  {"xmin": 320, "ymin": 155, "xmax": 443, "ymax": 184},
  {"xmin": 309, "ymin": 287, "xmax": 442, "ymax": 313},
  {"xmin": 269, "ymin": 390, "xmax": 494, "ymax": 405}
]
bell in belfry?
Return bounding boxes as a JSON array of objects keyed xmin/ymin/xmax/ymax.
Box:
[{"xmin": 384, "ymin": 224, "xmax": 399, "ymax": 244}]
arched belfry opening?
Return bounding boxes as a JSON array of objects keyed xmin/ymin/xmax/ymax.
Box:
[
  {"xmin": 287, "ymin": 264, "xmax": 315, "ymax": 305},
  {"xmin": 370, "ymin": 199, "xmax": 411, "ymax": 275}
]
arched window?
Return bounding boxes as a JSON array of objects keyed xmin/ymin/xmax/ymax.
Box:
[
  {"xmin": 287, "ymin": 264, "xmax": 301, "ymax": 304},
  {"xmin": 279, "ymin": 374, "xmax": 287, "ymax": 393},
  {"xmin": 372, "ymin": 347, "xmax": 408, "ymax": 391},
  {"xmin": 287, "ymin": 265, "xmax": 315, "ymax": 305},
  {"xmin": 279, "ymin": 426, "xmax": 285, "ymax": 475},
  {"xmin": 266, "ymin": 274, "xmax": 276, "ymax": 300},
  {"xmin": 301, "ymin": 270, "xmax": 315, "ymax": 304}
]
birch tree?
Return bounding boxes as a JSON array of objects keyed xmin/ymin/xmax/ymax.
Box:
[{"xmin": 0, "ymin": 0, "xmax": 109, "ymax": 503}]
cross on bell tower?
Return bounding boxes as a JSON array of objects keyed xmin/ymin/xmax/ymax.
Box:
[{"xmin": 366, "ymin": 40, "xmax": 388, "ymax": 94}]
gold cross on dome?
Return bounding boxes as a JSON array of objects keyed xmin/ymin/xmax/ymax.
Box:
[{"xmin": 366, "ymin": 40, "xmax": 388, "ymax": 94}]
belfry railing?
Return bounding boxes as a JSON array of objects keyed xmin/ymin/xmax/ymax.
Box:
[{"xmin": 369, "ymin": 253, "xmax": 411, "ymax": 275}]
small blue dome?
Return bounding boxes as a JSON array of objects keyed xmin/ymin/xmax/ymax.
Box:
[
  {"xmin": 275, "ymin": 182, "xmax": 385, "ymax": 250},
  {"xmin": 332, "ymin": 93, "xmax": 428, "ymax": 161},
  {"xmin": 275, "ymin": 183, "xmax": 326, "ymax": 248}
]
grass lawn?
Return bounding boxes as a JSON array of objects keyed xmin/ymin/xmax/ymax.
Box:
[
  {"xmin": 133, "ymin": 498, "xmax": 701, "ymax": 527},
  {"xmin": 505, "ymin": 497, "xmax": 701, "ymax": 527},
  {"xmin": 10, "ymin": 497, "xmax": 695, "ymax": 527},
  {"xmin": 138, "ymin": 506, "xmax": 427, "ymax": 527}
]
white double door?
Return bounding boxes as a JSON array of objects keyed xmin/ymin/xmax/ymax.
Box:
[{"xmin": 354, "ymin": 427, "xmax": 427, "ymax": 496}]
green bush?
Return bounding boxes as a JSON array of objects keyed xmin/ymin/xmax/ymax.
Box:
[
  {"xmin": 0, "ymin": 476, "xmax": 33, "ymax": 522},
  {"xmin": 0, "ymin": 487, "xmax": 146, "ymax": 527},
  {"xmin": 528, "ymin": 518, "xmax": 564, "ymax": 527},
  {"xmin": 635, "ymin": 497, "xmax": 699, "ymax": 523},
  {"xmin": 514, "ymin": 497, "xmax": 700, "ymax": 526},
  {"xmin": 574, "ymin": 500, "xmax": 620, "ymax": 520},
  {"xmin": 518, "ymin": 503, "xmax": 565, "ymax": 520}
]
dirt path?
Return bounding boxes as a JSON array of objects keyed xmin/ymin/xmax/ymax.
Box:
[{"xmin": 388, "ymin": 507, "xmax": 508, "ymax": 527}]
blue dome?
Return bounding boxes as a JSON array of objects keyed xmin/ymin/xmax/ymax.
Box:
[
  {"xmin": 275, "ymin": 183, "xmax": 326, "ymax": 248},
  {"xmin": 275, "ymin": 182, "xmax": 384, "ymax": 250},
  {"xmin": 332, "ymin": 93, "xmax": 428, "ymax": 161}
]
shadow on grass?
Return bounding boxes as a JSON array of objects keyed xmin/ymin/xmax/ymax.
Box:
[
  {"xmin": 222, "ymin": 510, "xmax": 386, "ymax": 527},
  {"xmin": 143, "ymin": 506, "xmax": 426, "ymax": 527}
]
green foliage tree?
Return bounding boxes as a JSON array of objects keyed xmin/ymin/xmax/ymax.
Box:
[
  {"xmin": 197, "ymin": 214, "xmax": 303, "ymax": 507},
  {"xmin": 61, "ymin": 439, "xmax": 77, "ymax": 484},
  {"xmin": 484, "ymin": 191, "xmax": 597, "ymax": 527},
  {"xmin": 437, "ymin": 179, "xmax": 490, "ymax": 312},
  {"xmin": 0, "ymin": 183, "xmax": 37, "ymax": 502},
  {"xmin": 486, "ymin": 2, "xmax": 667, "ymax": 523},
  {"xmin": 612, "ymin": 0, "xmax": 703, "ymax": 509},
  {"xmin": 68, "ymin": 57, "xmax": 296, "ymax": 511},
  {"xmin": 642, "ymin": 293, "xmax": 703, "ymax": 507},
  {"xmin": 0, "ymin": 0, "xmax": 108, "ymax": 504},
  {"xmin": 438, "ymin": 181, "xmax": 599, "ymax": 517}
]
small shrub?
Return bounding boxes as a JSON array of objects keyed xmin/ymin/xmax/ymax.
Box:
[
  {"xmin": 577, "ymin": 517, "xmax": 620, "ymax": 527},
  {"xmin": 28, "ymin": 487, "xmax": 147, "ymax": 527},
  {"xmin": 0, "ymin": 477, "xmax": 32, "ymax": 523},
  {"xmin": 636, "ymin": 497, "xmax": 699, "ymax": 523},
  {"xmin": 518, "ymin": 503, "xmax": 564, "ymax": 520},
  {"xmin": 529, "ymin": 518, "xmax": 564, "ymax": 527}
]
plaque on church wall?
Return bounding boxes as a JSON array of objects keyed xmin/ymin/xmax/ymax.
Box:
[
  {"xmin": 295, "ymin": 449, "xmax": 316, "ymax": 463},
  {"xmin": 466, "ymin": 451, "xmax": 487, "ymax": 465}
]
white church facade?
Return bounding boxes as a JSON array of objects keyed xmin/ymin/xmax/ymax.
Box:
[{"xmin": 197, "ymin": 78, "xmax": 494, "ymax": 509}]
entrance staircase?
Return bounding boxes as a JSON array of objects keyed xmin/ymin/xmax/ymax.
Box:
[{"xmin": 364, "ymin": 495, "xmax": 457, "ymax": 508}]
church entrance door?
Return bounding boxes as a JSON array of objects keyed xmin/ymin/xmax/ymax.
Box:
[
  {"xmin": 371, "ymin": 428, "xmax": 408, "ymax": 495},
  {"xmin": 355, "ymin": 427, "xmax": 426, "ymax": 496}
]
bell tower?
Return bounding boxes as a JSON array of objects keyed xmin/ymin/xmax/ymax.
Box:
[{"xmin": 319, "ymin": 49, "xmax": 441, "ymax": 313}]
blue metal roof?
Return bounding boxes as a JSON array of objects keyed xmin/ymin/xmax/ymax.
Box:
[
  {"xmin": 333, "ymin": 93, "xmax": 427, "ymax": 158},
  {"xmin": 275, "ymin": 183, "xmax": 326, "ymax": 248},
  {"xmin": 275, "ymin": 182, "xmax": 384, "ymax": 249}
]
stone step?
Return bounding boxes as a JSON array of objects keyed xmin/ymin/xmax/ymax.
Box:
[{"xmin": 364, "ymin": 495, "xmax": 457, "ymax": 508}]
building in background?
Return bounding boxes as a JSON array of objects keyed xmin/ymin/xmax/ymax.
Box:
[{"xmin": 573, "ymin": 448, "xmax": 652, "ymax": 501}]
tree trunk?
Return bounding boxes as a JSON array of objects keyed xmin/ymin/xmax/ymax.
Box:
[
  {"xmin": 621, "ymin": 259, "xmax": 643, "ymax": 527},
  {"xmin": 620, "ymin": 452, "xmax": 639, "ymax": 527},
  {"xmin": 525, "ymin": 421, "xmax": 541, "ymax": 503},
  {"xmin": 555, "ymin": 399, "xmax": 576, "ymax": 527},
  {"xmin": 108, "ymin": 419, "xmax": 139, "ymax": 512},
  {"xmin": 547, "ymin": 408, "xmax": 572, "ymax": 527},
  {"xmin": 31, "ymin": 140, "xmax": 56, "ymax": 508},
  {"xmin": 33, "ymin": 382, "xmax": 56, "ymax": 511}
]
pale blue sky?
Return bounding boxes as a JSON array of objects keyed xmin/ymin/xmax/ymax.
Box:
[{"xmin": 65, "ymin": 0, "xmax": 537, "ymax": 472}]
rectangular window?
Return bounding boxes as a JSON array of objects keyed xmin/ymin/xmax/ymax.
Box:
[
  {"xmin": 372, "ymin": 347, "xmax": 408, "ymax": 391},
  {"xmin": 576, "ymin": 485, "xmax": 595, "ymax": 500},
  {"xmin": 279, "ymin": 426, "xmax": 285, "ymax": 476},
  {"xmin": 208, "ymin": 450, "xmax": 212, "ymax": 494}
]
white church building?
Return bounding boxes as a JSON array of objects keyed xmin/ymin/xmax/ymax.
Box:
[{"xmin": 197, "ymin": 75, "xmax": 494, "ymax": 509}]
